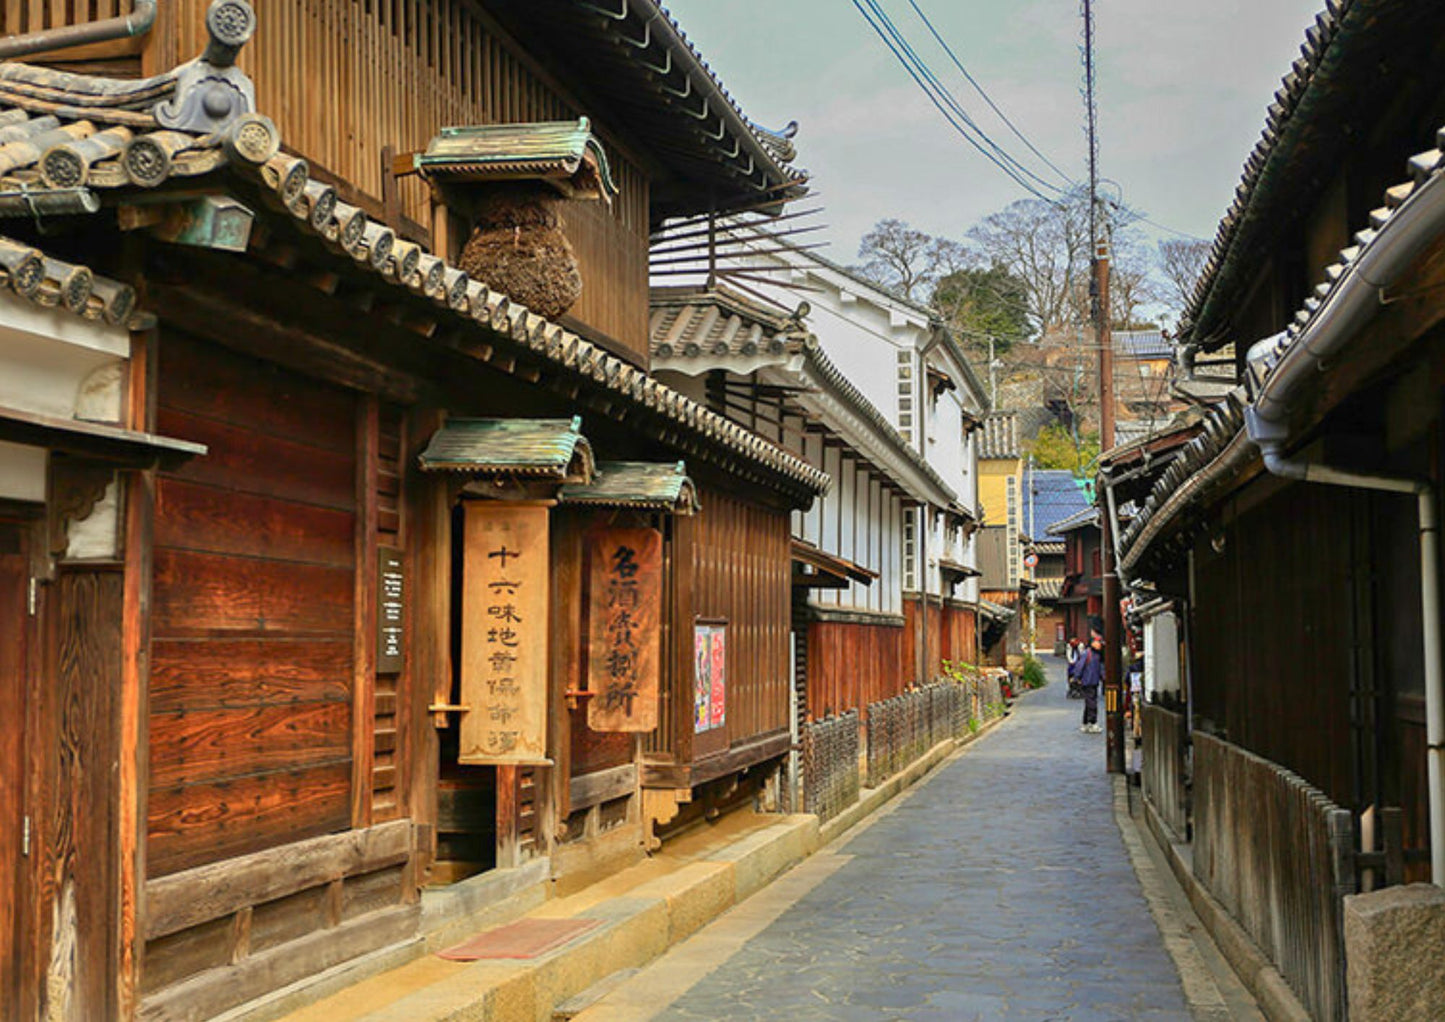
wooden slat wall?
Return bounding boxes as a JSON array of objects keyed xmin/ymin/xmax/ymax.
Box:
[
  {"xmin": 805, "ymin": 621, "xmax": 906, "ymax": 720},
  {"xmin": 939, "ymin": 604, "xmax": 976, "ymax": 667},
  {"xmin": 155, "ymin": 0, "xmax": 651, "ymax": 358},
  {"xmin": 1190, "ymin": 482, "xmax": 1357, "ymax": 806},
  {"xmin": 900, "ymin": 596, "xmax": 944, "ymax": 685},
  {"xmin": 149, "ymin": 334, "xmax": 357, "ymax": 877},
  {"xmin": 0, "ymin": 0, "xmax": 130, "ymax": 34},
  {"xmin": 654, "ymin": 486, "xmax": 791, "ymax": 760}
]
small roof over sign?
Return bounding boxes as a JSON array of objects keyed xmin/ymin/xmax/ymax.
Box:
[
  {"xmin": 419, "ymin": 416, "xmax": 595, "ymax": 482},
  {"xmin": 395, "ymin": 117, "xmax": 619, "ymax": 201},
  {"xmin": 559, "ymin": 461, "xmax": 700, "ymax": 515}
]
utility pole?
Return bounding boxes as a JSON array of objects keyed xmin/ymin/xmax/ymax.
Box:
[{"xmin": 1083, "ymin": 0, "xmax": 1124, "ymax": 774}]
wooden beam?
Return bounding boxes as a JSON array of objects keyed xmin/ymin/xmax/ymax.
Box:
[
  {"xmin": 569, "ymin": 764, "xmax": 637, "ymax": 811},
  {"xmin": 138, "ymin": 903, "xmax": 420, "ymax": 1022},
  {"xmin": 689, "ymin": 729, "xmax": 792, "ymax": 788},
  {"xmin": 143, "ymin": 820, "xmax": 411, "ymax": 941},
  {"xmin": 149, "ymin": 282, "xmax": 423, "ymax": 406}
]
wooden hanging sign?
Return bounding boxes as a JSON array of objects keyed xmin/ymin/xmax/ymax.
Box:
[
  {"xmin": 586, "ymin": 527, "xmax": 662, "ymax": 732},
  {"xmin": 460, "ymin": 501, "xmax": 551, "ymax": 765}
]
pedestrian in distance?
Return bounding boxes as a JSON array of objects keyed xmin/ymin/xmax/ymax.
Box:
[
  {"xmin": 1070, "ymin": 636, "xmax": 1104, "ymax": 733},
  {"xmin": 1065, "ymin": 637, "xmax": 1083, "ymax": 698}
]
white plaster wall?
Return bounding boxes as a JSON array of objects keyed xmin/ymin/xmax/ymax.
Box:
[{"xmin": 0, "ymin": 440, "xmax": 46, "ymax": 502}]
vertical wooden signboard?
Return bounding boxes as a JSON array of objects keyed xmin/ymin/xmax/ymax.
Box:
[
  {"xmin": 587, "ymin": 527, "xmax": 662, "ymax": 732},
  {"xmin": 693, "ymin": 620, "xmax": 727, "ymax": 733},
  {"xmin": 460, "ymin": 502, "xmax": 551, "ymax": 764}
]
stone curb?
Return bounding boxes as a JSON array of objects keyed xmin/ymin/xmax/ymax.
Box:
[{"xmin": 1138, "ymin": 787, "xmax": 1311, "ymax": 1022}]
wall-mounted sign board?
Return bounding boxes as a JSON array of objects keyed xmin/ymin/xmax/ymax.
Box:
[
  {"xmin": 460, "ymin": 501, "xmax": 551, "ymax": 765},
  {"xmin": 586, "ymin": 527, "xmax": 661, "ymax": 733}
]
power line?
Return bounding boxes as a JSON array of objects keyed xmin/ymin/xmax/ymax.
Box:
[
  {"xmin": 849, "ymin": 0, "xmax": 1057, "ymax": 201},
  {"xmin": 862, "ymin": 0, "xmax": 1065, "ymax": 197},
  {"xmin": 902, "ymin": 0, "xmax": 1074, "ymax": 189}
]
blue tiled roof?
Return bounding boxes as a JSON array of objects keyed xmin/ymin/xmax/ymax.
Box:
[
  {"xmin": 1022, "ymin": 468, "xmax": 1091, "ymax": 539},
  {"xmin": 1115, "ymin": 329, "xmax": 1171, "ymax": 361}
]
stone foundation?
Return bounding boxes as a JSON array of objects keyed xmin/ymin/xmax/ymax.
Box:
[{"xmin": 1344, "ymin": 883, "xmax": 1445, "ymax": 1021}]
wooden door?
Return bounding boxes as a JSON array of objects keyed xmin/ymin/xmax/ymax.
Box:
[{"xmin": 0, "ymin": 524, "xmax": 31, "ymax": 1018}]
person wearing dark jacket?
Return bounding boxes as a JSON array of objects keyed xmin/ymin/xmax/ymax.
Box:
[{"xmin": 1069, "ymin": 637, "xmax": 1104, "ymax": 733}]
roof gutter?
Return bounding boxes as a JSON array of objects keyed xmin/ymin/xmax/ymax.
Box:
[{"xmin": 0, "ymin": 0, "xmax": 157, "ymax": 60}]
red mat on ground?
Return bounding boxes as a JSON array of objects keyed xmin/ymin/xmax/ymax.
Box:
[{"xmin": 437, "ymin": 917, "xmax": 602, "ymax": 961}]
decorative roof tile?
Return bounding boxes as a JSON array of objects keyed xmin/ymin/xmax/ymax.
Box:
[
  {"xmin": 559, "ymin": 461, "xmax": 699, "ymax": 514},
  {"xmin": 418, "ymin": 416, "xmax": 595, "ymax": 482},
  {"xmin": 395, "ymin": 118, "xmax": 617, "ymax": 201}
]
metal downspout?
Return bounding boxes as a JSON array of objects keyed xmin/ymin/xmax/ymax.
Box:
[
  {"xmin": 0, "ymin": 0, "xmax": 157, "ymax": 60},
  {"xmin": 1248, "ymin": 415, "xmax": 1445, "ymax": 886}
]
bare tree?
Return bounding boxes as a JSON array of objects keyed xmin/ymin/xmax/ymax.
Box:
[
  {"xmin": 1109, "ymin": 245, "xmax": 1163, "ymax": 329},
  {"xmin": 1156, "ymin": 237, "xmax": 1211, "ymax": 320},
  {"xmin": 855, "ymin": 218, "xmax": 938, "ymax": 300},
  {"xmin": 967, "ymin": 186, "xmax": 1093, "ymax": 336}
]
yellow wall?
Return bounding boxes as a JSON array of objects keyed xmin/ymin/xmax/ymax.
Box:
[{"xmin": 979, "ymin": 457, "xmax": 1021, "ymax": 526}]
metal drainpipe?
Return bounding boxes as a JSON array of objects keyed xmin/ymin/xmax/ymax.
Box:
[
  {"xmin": 1248, "ymin": 411, "xmax": 1445, "ymax": 886},
  {"xmin": 0, "ymin": 0, "xmax": 157, "ymax": 61}
]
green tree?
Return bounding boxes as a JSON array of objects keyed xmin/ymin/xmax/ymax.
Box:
[
  {"xmin": 1026, "ymin": 423, "xmax": 1100, "ymax": 474},
  {"xmin": 931, "ymin": 264, "xmax": 1031, "ymax": 354}
]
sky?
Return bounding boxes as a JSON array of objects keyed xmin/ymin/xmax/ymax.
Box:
[{"xmin": 663, "ymin": 0, "xmax": 1326, "ymax": 268}]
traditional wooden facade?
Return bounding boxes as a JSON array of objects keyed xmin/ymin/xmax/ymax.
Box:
[
  {"xmin": 1113, "ymin": 1, "xmax": 1445, "ymax": 1013},
  {"xmin": 0, "ymin": 2, "xmax": 827, "ymax": 1018}
]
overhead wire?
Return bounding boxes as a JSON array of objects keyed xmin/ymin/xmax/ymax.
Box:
[
  {"xmin": 902, "ymin": 0, "xmax": 1074, "ymax": 189},
  {"xmin": 860, "ymin": 0, "xmax": 1065, "ymax": 197},
  {"xmin": 848, "ymin": 0, "xmax": 1056, "ymax": 201}
]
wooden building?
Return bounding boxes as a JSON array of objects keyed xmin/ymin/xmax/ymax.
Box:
[
  {"xmin": 0, "ymin": 2, "xmax": 830, "ymax": 1018},
  {"xmin": 1112, "ymin": 2, "xmax": 1445, "ymax": 1014}
]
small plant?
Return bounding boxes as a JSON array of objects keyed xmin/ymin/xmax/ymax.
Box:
[
  {"xmin": 967, "ymin": 716, "xmax": 980, "ymax": 735},
  {"xmin": 1020, "ymin": 655, "xmax": 1047, "ymax": 690}
]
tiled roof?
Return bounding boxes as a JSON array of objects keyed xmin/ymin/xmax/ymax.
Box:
[
  {"xmin": 651, "ymin": 286, "xmax": 960, "ymax": 509},
  {"xmin": 560, "ymin": 461, "xmax": 699, "ymax": 514},
  {"xmin": 1115, "ymin": 329, "xmax": 1171, "ymax": 361},
  {"xmin": 1125, "ymin": 120, "xmax": 1445, "ymax": 574},
  {"xmin": 1032, "ymin": 577, "xmax": 1064, "ymax": 602},
  {"xmin": 1047, "ymin": 507, "xmax": 1099, "ymax": 536},
  {"xmin": 396, "ymin": 118, "xmax": 617, "ymax": 200},
  {"xmin": 418, "ymin": 417, "xmax": 595, "ymax": 480},
  {"xmin": 1022, "ymin": 469, "xmax": 1090, "ymax": 539},
  {"xmin": 650, "ymin": 286, "xmax": 807, "ymax": 361},
  {"xmin": 1177, "ymin": 1, "xmax": 1442, "ymax": 350},
  {"xmin": 0, "ymin": 235, "xmax": 137, "ymax": 325},
  {"xmin": 488, "ymin": 0, "xmax": 807, "ymax": 218},
  {"xmin": 1032, "ymin": 541, "xmax": 1065, "ymax": 557},
  {"xmin": 0, "ymin": 5, "xmax": 831, "ymax": 502},
  {"xmin": 980, "ymin": 412, "xmax": 1019, "ymax": 460}
]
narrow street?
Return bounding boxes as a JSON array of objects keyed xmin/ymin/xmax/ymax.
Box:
[{"xmin": 581, "ymin": 660, "xmax": 1226, "ymax": 1022}]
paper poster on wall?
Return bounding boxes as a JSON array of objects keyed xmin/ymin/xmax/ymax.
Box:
[
  {"xmin": 459, "ymin": 501, "xmax": 551, "ymax": 765},
  {"xmin": 693, "ymin": 620, "xmax": 726, "ymax": 733},
  {"xmin": 587, "ymin": 527, "xmax": 662, "ymax": 733}
]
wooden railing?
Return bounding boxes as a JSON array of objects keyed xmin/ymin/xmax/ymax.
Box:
[{"xmin": 1193, "ymin": 732, "xmax": 1355, "ymax": 1021}]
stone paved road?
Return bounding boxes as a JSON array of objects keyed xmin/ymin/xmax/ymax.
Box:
[{"xmin": 655, "ymin": 659, "xmax": 1193, "ymax": 1022}]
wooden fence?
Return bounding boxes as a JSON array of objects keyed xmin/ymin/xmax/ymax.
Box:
[
  {"xmin": 800, "ymin": 711, "xmax": 860, "ymax": 824},
  {"xmin": 1140, "ymin": 704, "xmax": 1188, "ymax": 839},
  {"xmin": 1193, "ymin": 732, "xmax": 1355, "ymax": 1021}
]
